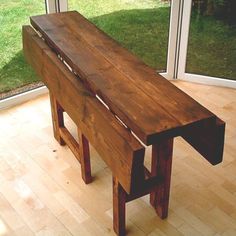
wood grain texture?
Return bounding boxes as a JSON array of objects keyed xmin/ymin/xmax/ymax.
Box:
[
  {"xmin": 23, "ymin": 25, "xmax": 145, "ymax": 194},
  {"xmin": 78, "ymin": 130, "xmax": 92, "ymax": 184},
  {"xmin": 30, "ymin": 11, "xmax": 217, "ymax": 145},
  {"xmin": 59, "ymin": 127, "xmax": 80, "ymax": 162},
  {"xmin": 113, "ymin": 177, "xmax": 126, "ymax": 236},
  {"xmin": 150, "ymin": 138, "xmax": 174, "ymax": 219},
  {"xmin": 49, "ymin": 89, "xmax": 66, "ymax": 145}
]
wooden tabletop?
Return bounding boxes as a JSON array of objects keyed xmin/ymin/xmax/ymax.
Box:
[{"xmin": 30, "ymin": 11, "xmax": 216, "ymax": 145}]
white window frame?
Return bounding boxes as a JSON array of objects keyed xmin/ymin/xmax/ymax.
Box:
[
  {"xmin": 45, "ymin": 0, "xmax": 68, "ymax": 13},
  {"xmin": 164, "ymin": 0, "xmax": 183, "ymax": 80}
]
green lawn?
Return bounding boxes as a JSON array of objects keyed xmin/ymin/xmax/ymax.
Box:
[
  {"xmin": 69, "ymin": 0, "xmax": 167, "ymax": 17},
  {"xmin": 0, "ymin": 0, "xmax": 45, "ymax": 95},
  {"xmin": 0, "ymin": 0, "xmax": 235, "ymax": 96}
]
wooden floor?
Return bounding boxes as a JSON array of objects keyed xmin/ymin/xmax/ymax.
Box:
[{"xmin": 0, "ymin": 80, "xmax": 236, "ymax": 236}]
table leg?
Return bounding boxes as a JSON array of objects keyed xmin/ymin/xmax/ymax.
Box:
[
  {"xmin": 150, "ymin": 138, "xmax": 173, "ymax": 219},
  {"xmin": 78, "ymin": 130, "xmax": 92, "ymax": 184},
  {"xmin": 113, "ymin": 176, "xmax": 126, "ymax": 236},
  {"xmin": 49, "ymin": 92, "xmax": 65, "ymax": 145}
]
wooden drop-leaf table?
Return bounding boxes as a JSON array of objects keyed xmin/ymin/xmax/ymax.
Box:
[{"xmin": 23, "ymin": 11, "xmax": 225, "ymax": 236}]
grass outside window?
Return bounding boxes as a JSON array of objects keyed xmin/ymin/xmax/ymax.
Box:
[{"xmin": 0, "ymin": 0, "xmax": 45, "ymax": 97}]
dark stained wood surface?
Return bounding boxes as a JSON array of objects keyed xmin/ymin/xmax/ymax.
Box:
[
  {"xmin": 113, "ymin": 177, "xmax": 126, "ymax": 236},
  {"xmin": 49, "ymin": 92, "xmax": 66, "ymax": 146},
  {"xmin": 182, "ymin": 117, "xmax": 225, "ymax": 165},
  {"xmin": 78, "ymin": 130, "xmax": 92, "ymax": 184},
  {"xmin": 30, "ymin": 11, "xmax": 217, "ymax": 146},
  {"xmin": 23, "ymin": 25, "xmax": 145, "ymax": 194},
  {"xmin": 150, "ymin": 138, "xmax": 173, "ymax": 219}
]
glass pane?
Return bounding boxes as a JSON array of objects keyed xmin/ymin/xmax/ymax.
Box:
[
  {"xmin": 69, "ymin": 0, "xmax": 171, "ymax": 72},
  {"xmin": 0, "ymin": 0, "xmax": 45, "ymax": 100},
  {"xmin": 186, "ymin": 0, "xmax": 236, "ymax": 80}
]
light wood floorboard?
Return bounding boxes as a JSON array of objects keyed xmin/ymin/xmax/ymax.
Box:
[{"xmin": 0, "ymin": 81, "xmax": 236, "ymax": 235}]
